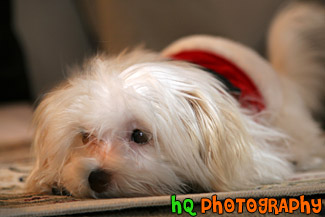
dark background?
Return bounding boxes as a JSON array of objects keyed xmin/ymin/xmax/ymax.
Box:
[{"xmin": 1, "ymin": 0, "xmax": 287, "ymax": 103}]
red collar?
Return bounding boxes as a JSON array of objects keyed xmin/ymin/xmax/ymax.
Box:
[{"xmin": 170, "ymin": 50, "xmax": 265, "ymax": 112}]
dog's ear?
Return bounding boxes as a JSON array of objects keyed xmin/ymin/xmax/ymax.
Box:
[
  {"xmin": 183, "ymin": 90, "xmax": 251, "ymax": 191},
  {"xmin": 26, "ymin": 83, "xmax": 74, "ymax": 193},
  {"xmin": 183, "ymin": 89, "xmax": 290, "ymax": 191},
  {"xmin": 26, "ymin": 97, "xmax": 54, "ymax": 192}
]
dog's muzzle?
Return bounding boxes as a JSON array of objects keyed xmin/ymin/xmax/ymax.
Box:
[{"xmin": 88, "ymin": 169, "xmax": 111, "ymax": 193}]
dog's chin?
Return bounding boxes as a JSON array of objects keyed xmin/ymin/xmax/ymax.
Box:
[{"xmin": 58, "ymin": 157, "xmax": 97, "ymax": 198}]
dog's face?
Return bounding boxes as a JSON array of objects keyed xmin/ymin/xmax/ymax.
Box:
[{"xmin": 26, "ymin": 50, "xmax": 289, "ymax": 198}]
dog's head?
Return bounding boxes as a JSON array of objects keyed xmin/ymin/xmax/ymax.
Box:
[{"xmin": 26, "ymin": 50, "xmax": 289, "ymax": 198}]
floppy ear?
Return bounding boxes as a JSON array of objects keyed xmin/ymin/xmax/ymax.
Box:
[
  {"xmin": 183, "ymin": 88, "xmax": 291, "ymax": 191},
  {"xmin": 26, "ymin": 83, "xmax": 75, "ymax": 193},
  {"xmin": 183, "ymin": 90, "xmax": 252, "ymax": 191},
  {"xmin": 26, "ymin": 96, "xmax": 56, "ymax": 192}
]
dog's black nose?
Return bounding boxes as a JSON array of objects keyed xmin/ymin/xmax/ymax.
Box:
[{"xmin": 88, "ymin": 169, "xmax": 111, "ymax": 193}]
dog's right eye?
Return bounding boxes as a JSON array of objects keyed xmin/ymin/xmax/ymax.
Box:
[{"xmin": 81, "ymin": 132, "xmax": 90, "ymax": 144}]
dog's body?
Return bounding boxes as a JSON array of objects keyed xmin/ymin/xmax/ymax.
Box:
[{"xmin": 27, "ymin": 1, "xmax": 325, "ymax": 198}]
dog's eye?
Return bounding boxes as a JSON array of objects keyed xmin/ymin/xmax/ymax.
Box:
[
  {"xmin": 131, "ymin": 129, "xmax": 149, "ymax": 144},
  {"xmin": 81, "ymin": 132, "xmax": 91, "ymax": 144}
]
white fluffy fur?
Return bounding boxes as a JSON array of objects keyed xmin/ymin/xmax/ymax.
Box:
[{"xmin": 26, "ymin": 1, "xmax": 325, "ymax": 198}]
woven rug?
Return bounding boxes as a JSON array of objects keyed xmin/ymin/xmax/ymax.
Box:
[{"xmin": 1, "ymin": 161, "xmax": 325, "ymax": 217}]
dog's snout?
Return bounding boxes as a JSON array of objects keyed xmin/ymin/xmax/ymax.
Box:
[{"xmin": 88, "ymin": 169, "xmax": 111, "ymax": 193}]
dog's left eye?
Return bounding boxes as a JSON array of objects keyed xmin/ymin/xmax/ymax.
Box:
[{"xmin": 131, "ymin": 129, "xmax": 149, "ymax": 144}]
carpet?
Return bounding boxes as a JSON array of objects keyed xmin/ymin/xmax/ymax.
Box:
[{"xmin": 1, "ymin": 161, "xmax": 325, "ymax": 217}]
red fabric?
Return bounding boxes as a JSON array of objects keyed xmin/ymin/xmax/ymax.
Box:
[{"xmin": 171, "ymin": 50, "xmax": 265, "ymax": 112}]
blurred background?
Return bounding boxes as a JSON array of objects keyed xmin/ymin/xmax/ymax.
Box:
[{"xmin": 0, "ymin": 0, "xmax": 287, "ymax": 161}]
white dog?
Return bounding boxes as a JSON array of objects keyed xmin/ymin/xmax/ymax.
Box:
[{"xmin": 26, "ymin": 1, "xmax": 325, "ymax": 198}]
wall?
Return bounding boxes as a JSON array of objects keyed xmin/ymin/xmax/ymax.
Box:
[{"xmin": 13, "ymin": 0, "xmax": 287, "ymax": 98}]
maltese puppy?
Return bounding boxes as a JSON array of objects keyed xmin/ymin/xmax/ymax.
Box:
[{"xmin": 26, "ymin": 1, "xmax": 325, "ymax": 198}]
